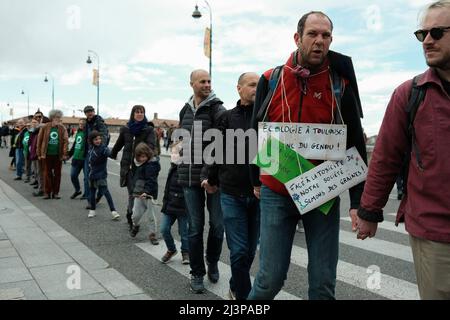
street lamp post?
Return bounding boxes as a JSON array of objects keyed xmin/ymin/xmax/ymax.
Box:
[
  {"xmin": 192, "ymin": 1, "xmax": 213, "ymax": 79},
  {"xmin": 44, "ymin": 73, "xmax": 55, "ymax": 110},
  {"xmin": 86, "ymin": 50, "xmax": 100, "ymax": 115},
  {"xmin": 21, "ymin": 90, "xmax": 30, "ymax": 117}
]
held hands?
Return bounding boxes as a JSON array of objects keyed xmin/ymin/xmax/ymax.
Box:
[
  {"xmin": 254, "ymin": 187, "xmax": 261, "ymax": 199},
  {"xmin": 351, "ymin": 209, "xmax": 378, "ymax": 240},
  {"xmin": 201, "ymin": 180, "xmax": 218, "ymax": 194}
]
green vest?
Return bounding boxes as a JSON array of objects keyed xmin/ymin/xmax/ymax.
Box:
[
  {"xmin": 47, "ymin": 127, "xmax": 60, "ymax": 156},
  {"xmin": 73, "ymin": 131, "xmax": 85, "ymax": 160},
  {"xmin": 22, "ymin": 131, "xmax": 30, "ymax": 157}
]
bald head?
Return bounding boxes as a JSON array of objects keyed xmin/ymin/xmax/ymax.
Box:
[
  {"xmin": 190, "ymin": 69, "xmax": 210, "ymax": 83},
  {"xmin": 237, "ymin": 72, "xmax": 260, "ymax": 106}
]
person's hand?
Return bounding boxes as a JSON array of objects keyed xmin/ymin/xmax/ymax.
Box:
[
  {"xmin": 254, "ymin": 187, "xmax": 261, "ymax": 199},
  {"xmin": 139, "ymin": 193, "xmax": 148, "ymax": 199},
  {"xmin": 356, "ymin": 217, "xmax": 378, "ymax": 240},
  {"xmin": 349, "ymin": 209, "xmax": 358, "ymax": 232},
  {"xmin": 201, "ymin": 180, "xmax": 218, "ymax": 194}
]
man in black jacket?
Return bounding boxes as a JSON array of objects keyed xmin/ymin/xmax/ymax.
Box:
[
  {"xmin": 206, "ymin": 72, "xmax": 261, "ymax": 300},
  {"xmin": 177, "ymin": 69, "xmax": 226, "ymax": 294}
]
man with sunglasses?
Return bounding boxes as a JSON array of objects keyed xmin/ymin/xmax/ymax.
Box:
[{"xmin": 357, "ymin": 0, "xmax": 450, "ymax": 300}]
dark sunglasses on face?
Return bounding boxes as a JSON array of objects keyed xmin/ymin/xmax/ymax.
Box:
[{"xmin": 414, "ymin": 26, "xmax": 450, "ymax": 42}]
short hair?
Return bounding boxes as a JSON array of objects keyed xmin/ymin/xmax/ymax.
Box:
[
  {"xmin": 88, "ymin": 130, "xmax": 102, "ymax": 144},
  {"xmin": 238, "ymin": 72, "xmax": 259, "ymax": 86},
  {"xmin": 297, "ymin": 11, "xmax": 334, "ymax": 37},
  {"xmin": 134, "ymin": 142, "xmax": 154, "ymax": 160},
  {"xmin": 428, "ymin": 0, "xmax": 450, "ymax": 10},
  {"xmin": 49, "ymin": 109, "xmax": 63, "ymax": 120}
]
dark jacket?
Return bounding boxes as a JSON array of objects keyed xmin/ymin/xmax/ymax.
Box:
[
  {"xmin": 208, "ymin": 101, "xmax": 255, "ymax": 197},
  {"xmin": 162, "ymin": 164, "xmax": 186, "ymax": 216},
  {"xmin": 131, "ymin": 158, "xmax": 160, "ymax": 199},
  {"xmin": 28, "ymin": 128, "xmax": 40, "ymax": 161},
  {"xmin": 85, "ymin": 115, "xmax": 108, "ymax": 156},
  {"xmin": 88, "ymin": 144, "xmax": 110, "ymax": 181},
  {"xmin": 250, "ymin": 50, "xmax": 367, "ymax": 209},
  {"xmin": 177, "ymin": 93, "xmax": 226, "ymax": 187},
  {"xmin": 111, "ymin": 124, "xmax": 155, "ymax": 187}
]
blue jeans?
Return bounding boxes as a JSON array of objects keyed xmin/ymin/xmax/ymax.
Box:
[
  {"xmin": 221, "ymin": 192, "xmax": 260, "ymax": 300},
  {"xmin": 160, "ymin": 214, "xmax": 189, "ymax": 253},
  {"xmin": 183, "ymin": 186, "xmax": 224, "ymax": 277},
  {"xmin": 15, "ymin": 148, "xmax": 24, "ymax": 177},
  {"xmin": 83, "ymin": 158, "xmax": 90, "ymax": 199},
  {"xmin": 248, "ymin": 186, "xmax": 340, "ymax": 300},
  {"xmin": 90, "ymin": 184, "xmax": 116, "ymax": 212},
  {"xmin": 70, "ymin": 159, "xmax": 85, "ymax": 193}
]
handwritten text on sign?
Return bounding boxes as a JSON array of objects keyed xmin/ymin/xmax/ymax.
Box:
[
  {"xmin": 285, "ymin": 147, "xmax": 367, "ymax": 215},
  {"xmin": 258, "ymin": 122, "xmax": 347, "ymax": 161}
]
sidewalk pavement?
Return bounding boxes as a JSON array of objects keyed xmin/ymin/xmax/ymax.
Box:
[{"xmin": 0, "ymin": 178, "xmax": 151, "ymax": 300}]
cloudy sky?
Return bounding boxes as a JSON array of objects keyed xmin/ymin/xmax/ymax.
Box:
[{"xmin": 0, "ymin": 0, "xmax": 432, "ymax": 135}]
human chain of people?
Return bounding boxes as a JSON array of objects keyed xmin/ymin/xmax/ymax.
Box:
[{"xmin": 1, "ymin": 1, "xmax": 449, "ymax": 303}]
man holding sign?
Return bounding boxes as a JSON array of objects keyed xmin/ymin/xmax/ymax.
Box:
[{"xmin": 248, "ymin": 11, "xmax": 367, "ymax": 300}]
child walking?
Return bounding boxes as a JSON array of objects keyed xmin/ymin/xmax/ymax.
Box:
[
  {"xmin": 130, "ymin": 143, "xmax": 161, "ymax": 244},
  {"xmin": 87, "ymin": 131, "xmax": 120, "ymax": 220},
  {"xmin": 160, "ymin": 140, "xmax": 189, "ymax": 264}
]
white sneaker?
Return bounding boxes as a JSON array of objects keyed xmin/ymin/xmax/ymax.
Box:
[
  {"xmin": 88, "ymin": 210, "xmax": 96, "ymax": 218},
  {"xmin": 111, "ymin": 211, "xmax": 120, "ymax": 220}
]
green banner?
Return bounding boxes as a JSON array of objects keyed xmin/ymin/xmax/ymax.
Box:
[{"xmin": 254, "ymin": 137, "xmax": 334, "ymax": 215}]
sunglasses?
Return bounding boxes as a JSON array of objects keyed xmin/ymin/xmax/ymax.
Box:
[{"xmin": 414, "ymin": 26, "xmax": 450, "ymax": 42}]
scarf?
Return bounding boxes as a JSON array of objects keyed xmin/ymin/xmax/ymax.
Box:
[{"xmin": 128, "ymin": 117, "xmax": 148, "ymax": 136}]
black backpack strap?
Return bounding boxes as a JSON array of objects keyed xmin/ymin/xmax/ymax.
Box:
[
  {"xmin": 256, "ymin": 66, "xmax": 283, "ymax": 122},
  {"xmin": 407, "ymin": 75, "xmax": 426, "ymax": 171}
]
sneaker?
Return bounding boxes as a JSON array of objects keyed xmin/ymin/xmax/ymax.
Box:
[
  {"xmin": 228, "ymin": 289, "xmax": 236, "ymax": 300},
  {"xmin": 161, "ymin": 250, "xmax": 177, "ymax": 264},
  {"xmin": 33, "ymin": 191, "xmax": 44, "ymax": 197},
  {"xmin": 190, "ymin": 275, "xmax": 205, "ymax": 294},
  {"xmin": 30, "ymin": 181, "xmax": 38, "ymax": 186},
  {"xmin": 14, "ymin": 177, "xmax": 22, "ymax": 181},
  {"xmin": 207, "ymin": 261, "xmax": 219, "ymax": 283},
  {"xmin": 181, "ymin": 252, "xmax": 190, "ymax": 265},
  {"xmin": 24, "ymin": 178, "xmax": 30, "ymax": 183},
  {"xmin": 43, "ymin": 194, "xmax": 52, "ymax": 200},
  {"xmin": 111, "ymin": 211, "xmax": 120, "ymax": 221},
  {"xmin": 149, "ymin": 233, "xmax": 159, "ymax": 245},
  {"xmin": 130, "ymin": 225, "xmax": 140, "ymax": 238},
  {"xmin": 88, "ymin": 210, "xmax": 96, "ymax": 218},
  {"xmin": 70, "ymin": 191, "xmax": 82, "ymax": 199},
  {"xmin": 53, "ymin": 194, "xmax": 61, "ymax": 200},
  {"xmin": 80, "ymin": 196, "xmax": 87, "ymax": 200}
]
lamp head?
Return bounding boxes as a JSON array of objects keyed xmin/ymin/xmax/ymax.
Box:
[
  {"xmin": 21, "ymin": 90, "xmax": 25, "ymax": 95},
  {"xmin": 86, "ymin": 56, "xmax": 92, "ymax": 64},
  {"xmin": 44, "ymin": 75, "xmax": 48, "ymax": 82},
  {"xmin": 192, "ymin": 5, "xmax": 202, "ymax": 19}
]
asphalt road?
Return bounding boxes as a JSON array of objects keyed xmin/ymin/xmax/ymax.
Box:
[{"xmin": 0, "ymin": 147, "xmax": 418, "ymax": 300}]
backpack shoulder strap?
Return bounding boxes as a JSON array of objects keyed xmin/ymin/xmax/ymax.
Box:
[
  {"xmin": 330, "ymin": 68, "xmax": 345, "ymax": 124},
  {"xmin": 407, "ymin": 75, "xmax": 426, "ymax": 171},
  {"xmin": 256, "ymin": 66, "xmax": 283, "ymax": 122}
]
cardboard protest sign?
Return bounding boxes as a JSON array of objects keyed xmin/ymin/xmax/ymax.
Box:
[
  {"xmin": 254, "ymin": 137, "xmax": 334, "ymax": 215},
  {"xmin": 258, "ymin": 122, "xmax": 347, "ymax": 161},
  {"xmin": 285, "ymin": 147, "xmax": 367, "ymax": 215}
]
